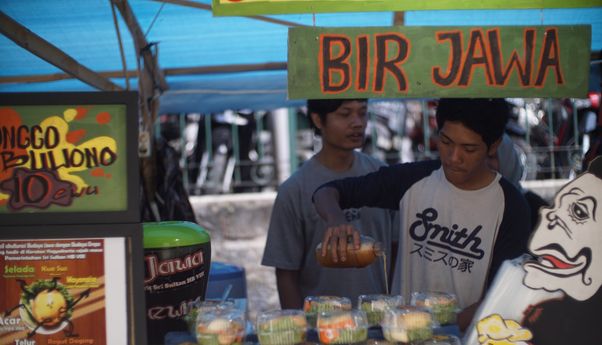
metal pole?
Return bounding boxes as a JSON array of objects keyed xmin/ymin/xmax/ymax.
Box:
[
  {"xmin": 422, "ymin": 100, "xmax": 431, "ymax": 159},
  {"xmin": 546, "ymin": 99, "xmax": 556, "ymax": 178},
  {"xmin": 256, "ymin": 112, "xmax": 265, "ymax": 160},
  {"xmin": 180, "ymin": 113, "xmax": 188, "ymax": 191},
  {"xmin": 205, "ymin": 114, "xmax": 212, "ymax": 161},
  {"xmin": 572, "ymin": 98, "xmax": 580, "ymax": 150},
  {"xmin": 272, "ymin": 108, "xmax": 291, "ymax": 184},
  {"xmin": 370, "ymin": 111, "xmax": 377, "ymax": 155},
  {"xmin": 232, "ymin": 121, "xmax": 241, "ymax": 183},
  {"xmin": 288, "ymin": 108, "xmax": 298, "ymax": 172}
]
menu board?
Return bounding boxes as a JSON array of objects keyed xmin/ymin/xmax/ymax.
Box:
[{"xmin": 0, "ymin": 237, "xmax": 129, "ymax": 345}]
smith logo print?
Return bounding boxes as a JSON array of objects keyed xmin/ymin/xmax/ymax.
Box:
[{"xmin": 409, "ymin": 208, "xmax": 486, "ymax": 272}]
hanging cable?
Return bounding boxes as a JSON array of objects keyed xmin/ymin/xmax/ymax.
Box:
[{"xmin": 145, "ymin": 2, "xmax": 165, "ymax": 37}]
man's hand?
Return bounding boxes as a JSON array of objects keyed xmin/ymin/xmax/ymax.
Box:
[
  {"xmin": 320, "ymin": 223, "xmax": 361, "ymax": 263},
  {"xmin": 313, "ymin": 185, "xmax": 360, "ymax": 263}
]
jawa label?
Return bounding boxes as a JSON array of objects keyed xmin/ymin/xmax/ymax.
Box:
[
  {"xmin": 0, "ymin": 239, "xmax": 106, "ymax": 345},
  {"xmin": 144, "ymin": 243, "xmax": 210, "ymax": 342},
  {"xmin": 0, "ymin": 105, "xmax": 128, "ymax": 214}
]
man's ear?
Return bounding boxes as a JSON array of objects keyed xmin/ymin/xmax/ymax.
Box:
[
  {"xmin": 488, "ymin": 137, "xmax": 502, "ymax": 157},
  {"xmin": 310, "ymin": 112, "xmax": 323, "ymax": 131}
]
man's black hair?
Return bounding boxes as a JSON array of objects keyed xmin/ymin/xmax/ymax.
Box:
[
  {"xmin": 306, "ymin": 99, "xmax": 367, "ymax": 136},
  {"xmin": 436, "ymin": 98, "xmax": 510, "ymax": 148},
  {"xmin": 588, "ymin": 155, "xmax": 602, "ymax": 179}
]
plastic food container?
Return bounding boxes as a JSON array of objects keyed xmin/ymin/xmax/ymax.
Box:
[
  {"xmin": 317, "ymin": 310, "xmax": 368, "ymax": 344},
  {"xmin": 196, "ymin": 308, "xmax": 245, "ymax": 345},
  {"xmin": 303, "ymin": 296, "xmax": 352, "ymax": 328},
  {"xmin": 256, "ymin": 309, "xmax": 308, "ymax": 345},
  {"xmin": 410, "ymin": 292, "xmax": 459, "ymax": 326},
  {"xmin": 358, "ymin": 294, "xmax": 404, "ymax": 326},
  {"xmin": 381, "ymin": 306, "xmax": 433, "ymax": 344},
  {"xmin": 185, "ymin": 299, "xmax": 236, "ymax": 334}
]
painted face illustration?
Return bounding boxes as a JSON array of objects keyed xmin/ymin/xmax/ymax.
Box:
[{"xmin": 523, "ymin": 173, "xmax": 602, "ymax": 301}]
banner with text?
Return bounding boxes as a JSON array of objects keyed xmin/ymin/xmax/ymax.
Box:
[
  {"xmin": 288, "ymin": 25, "xmax": 591, "ymax": 99},
  {"xmin": 212, "ymin": 0, "xmax": 601, "ymax": 16}
]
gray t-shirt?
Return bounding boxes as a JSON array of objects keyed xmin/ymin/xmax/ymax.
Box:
[{"xmin": 261, "ymin": 151, "xmax": 398, "ymax": 304}]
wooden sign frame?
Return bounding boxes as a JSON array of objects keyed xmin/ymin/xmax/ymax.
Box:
[{"xmin": 212, "ymin": 0, "xmax": 601, "ymax": 16}]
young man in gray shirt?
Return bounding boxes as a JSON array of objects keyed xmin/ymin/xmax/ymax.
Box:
[{"xmin": 261, "ymin": 99, "xmax": 397, "ymax": 308}]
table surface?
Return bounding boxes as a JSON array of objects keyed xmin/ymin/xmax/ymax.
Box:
[{"xmin": 166, "ymin": 325, "xmax": 462, "ymax": 345}]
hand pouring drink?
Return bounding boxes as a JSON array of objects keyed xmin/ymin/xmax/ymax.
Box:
[{"xmin": 315, "ymin": 235, "xmax": 383, "ymax": 268}]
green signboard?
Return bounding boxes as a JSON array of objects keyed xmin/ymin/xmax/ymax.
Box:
[
  {"xmin": 212, "ymin": 0, "xmax": 600, "ymax": 16},
  {"xmin": 0, "ymin": 92, "xmax": 139, "ymax": 224},
  {"xmin": 288, "ymin": 25, "xmax": 591, "ymax": 99}
]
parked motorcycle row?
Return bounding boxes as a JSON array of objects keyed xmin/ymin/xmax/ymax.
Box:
[{"xmin": 157, "ymin": 94, "xmax": 600, "ymax": 195}]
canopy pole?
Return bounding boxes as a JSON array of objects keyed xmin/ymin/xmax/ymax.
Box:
[
  {"xmin": 0, "ymin": 11, "xmax": 122, "ymax": 91},
  {"xmin": 113, "ymin": 0, "xmax": 168, "ymax": 212},
  {"xmin": 110, "ymin": 1, "xmax": 130, "ymax": 90}
]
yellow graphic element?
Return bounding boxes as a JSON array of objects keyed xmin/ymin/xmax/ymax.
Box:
[
  {"xmin": 40, "ymin": 115, "xmax": 116, "ymax": 188},
  {"xmin": 63, "ymin": 108, "xmax": 77, "ymax": 122},
  {"xmin": 0, "ymin": 112, "xmax": 117, "ymax": 202},
  {"xmin": 477, "ymin": 314, "xmax": 533, "ymax": 345},
  {"xmin": 66, "ymin": 276, "xmax": 100, "ymax": 288}
]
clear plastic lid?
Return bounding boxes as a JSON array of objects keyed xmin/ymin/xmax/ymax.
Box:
[
  {"xmin": 304, "ymin": 296, "xmax": 352, "ymax": 329},
  {"xmin": 196, "ymin": 308, "xmax": 246, "ymax": 345},
  {"xmin": 303, "ymin": 296, "xmax": 352, "ymax": 313},
  {"xmin": 197, "ymin": 299, "xmax": 236, "ymax": 312},
  {"xmin": 185, "ymin": 299, "xmax": 236, "ymax": 333},
  {"xmin": 257, "ymin": 309, "xmax": 308, "ymax": 332},
  {"xmin": 381, "ymin": 306, "xmax": 433, "ymax": 344},
  {"xmin": 358, "ymin": 294, "xmax": 404, "ymax": 310},
  {"xmin": 256, "ymin": 309, "xmax": 307, "ymax": 345},
  {"xmin": 317, "ymin": 310, "xmax": 368, "ymax": 344},
  {"xmin": 410, "ymin": 291, "xmax": 459, "ymax": 326},
  {"xmin": 381, "ymin": 306, "xmax": 432, "ymax": 328},
  {"xmin": 358, "ymin": 294, "xmax": 404, "ymax": 326}
]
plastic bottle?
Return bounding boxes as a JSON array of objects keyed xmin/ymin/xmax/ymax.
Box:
[{"xmin": 315, "ymin": 235, "xmax": 383, "ymax": 268}]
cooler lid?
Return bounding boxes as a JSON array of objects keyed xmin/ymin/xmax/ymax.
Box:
[{"xmin": 143, "ymin": 221, "xmax": 210, "ymax": 248}]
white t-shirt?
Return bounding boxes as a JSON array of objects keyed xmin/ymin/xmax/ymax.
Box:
[{"xmin": 321, "ymin": 161, "xmax": 531, "ymax": 308}]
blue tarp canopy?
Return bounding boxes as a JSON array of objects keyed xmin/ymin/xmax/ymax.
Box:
[{"xmin": 1, "ymin": 1, "xmax": 601, "ymax": 113}]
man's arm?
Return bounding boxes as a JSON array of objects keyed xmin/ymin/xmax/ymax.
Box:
[
  {"xmin": 313, "ymin": 186, "xmax": 361, "ymax": 263},
  {"xmin": 276, "ymin": 268, "xmax": 303, "ymax": 309}
]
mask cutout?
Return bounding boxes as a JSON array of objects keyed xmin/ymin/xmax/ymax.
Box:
[
  {"xmin": 464, "ymin": 156, "xmax": 602, "ymax": 345},
  {"xmin": 523, "ymin": 173, "xmax": 602, "ymax": 301}
]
